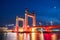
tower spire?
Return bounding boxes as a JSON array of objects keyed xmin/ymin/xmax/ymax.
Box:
[{"xmin": 25, "ymin": 8, "xmax": 28, "ymax": 13}]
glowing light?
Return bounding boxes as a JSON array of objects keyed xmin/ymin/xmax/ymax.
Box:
[
  {"xmin": 32, "ymin": 28, "xmax": 36, "ymax": 32},
  {"xmin": 19, "ymin": 28, "xmax": 23, "ymax": 32},
  {"xmin": 31, "ymin": 33, "xmax": 36, "ymax": 40},
  {"xmin": 24, "ymin": 33, "xmax": 26, "ymax": 40},
  {"xmin": 26, "ymin": 33, "xmax": 30, "ymax": 40},
  {"xmin": 44, "ymin": 33, "xmax": 52, "ymax": 40},
  {"xmin": 28, "ymin": 34, "xmax": 30, "ymax": 40},
  {"xmin": 24, "ymin": 33, "xmax": 30, "ymax": 40},
  {"xmin": 50, "ymin": 20, "xmax": 53, "ymax": 25},
  {"xmin": 3, "ymin": 9, "xmax": 60, "ymax": 40},
  {"xmin": 6, "ymin": 33, "xmax": 16, "ymax": 40},
  {"xmin": 52, "ymin": 29, "xmax": 60, "ymax": 31},
  {"xmin": 19, "ymin": 33, "xmax": 23, "ymax": 40},
  {"xmin": 40, "ymin": 28, "xmax": 44, "ymax": 40},
  {"xmin": 39, "ymin": 22, "xmax": 42, "ymax": 26},
  {"xmin": 40, "ymin": 33, "xmax": 44, "ymax": 40},
  {"xmin": 31, "ymin": 28, "xmax": 36, "ymax": 40},
  {"xmin": 52, "ymin": 34, "xmax": 57, "ymax": 40}
]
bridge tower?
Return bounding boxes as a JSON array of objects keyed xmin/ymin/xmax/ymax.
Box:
[
  {"xmin": 24, "ymin": 8, "xmax": 36, "ymax": 40},
  {"xmin": 16, "ymin": 16, "xmax": 25, "ymax": 40},
  {"xmin": 16, "ymin": 16, "xmax": 25, "ymax": 28},
  {"xmin": 15, "ymin": 9, "xmax": 36, "ymax": 40},
  {"xmin": 25, "ymin": 8, "xmax": 36, "ymax": 31}
]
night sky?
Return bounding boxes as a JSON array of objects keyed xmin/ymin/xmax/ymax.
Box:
[{"xmin": 0, "ymin": 0, "xmax": 60, "ymax": 26}]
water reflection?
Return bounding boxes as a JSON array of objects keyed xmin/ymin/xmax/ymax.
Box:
[
  {"xmin": 0, "ymin": 32, "xmax": 60, "ymax": 40},
  {"xmin": 51, "ymin": 34, "xmax": 57, "ymax": 40},
  {"xmin": 19, "ymin": 33, "xmax": 24, "ymax": 40}
]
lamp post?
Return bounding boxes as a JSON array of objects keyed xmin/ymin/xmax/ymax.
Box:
[
  {"xmin": 50, "ymin": 21, "xmax": 53, "ymax": 25},
  {"xmin": 39, "ymin": 22, "xmax": 42, "ymax": 26}
]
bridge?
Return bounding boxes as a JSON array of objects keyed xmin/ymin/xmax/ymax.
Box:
[{"xmin": 0, "ymin": 9, "xmax": 60, "ymax": 40}]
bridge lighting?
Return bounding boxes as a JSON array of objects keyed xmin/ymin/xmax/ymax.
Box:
[
  {"xmin": 19, "ymin": 28, "xmax": 23, "ymax": 32},
  {"xmin": 51, "ymin": 28, "xmax": 60, "ymax": 32},
  {"xmin": 32, "ymin": 28, "xmax": 36, "ymax": 32},
  {"xmin": 2, "ymin": 9, "xmax": 60, "ymax": 40}
]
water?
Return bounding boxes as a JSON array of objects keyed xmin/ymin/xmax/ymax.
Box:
[{"xmin": 0, "ymin": 32, "xmax": 60, "ymax": 40}]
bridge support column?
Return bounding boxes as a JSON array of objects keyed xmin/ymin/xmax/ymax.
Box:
[{"xmin": 33, "ymin": 15, "xmax": 36, "ymax": 26}]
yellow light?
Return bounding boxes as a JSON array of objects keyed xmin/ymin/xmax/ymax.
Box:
[
  {"xmin": 31, "ymin": 28, "xmax": 36, "ymax": 40},
  {"xmin": 19, "ymin": 28, "xmax": 23, "ymax": 32},
  {"xmin": 19, "ymin": 33, "xmax": 23, "ymax": 40},
  {"xmin": 31, "ymin": 33, "xmax": 36, "ymax": 40},
  {"xmin": 32, "ymin": 28, "xmax": 36, "ymax": 32},
  {"xmin": 51, "ymin": 34, "xmax": 57, "ymax": 40},
  {"xmin": 40, "ymin": 33, "xmax": 44, "ymax": 40}
]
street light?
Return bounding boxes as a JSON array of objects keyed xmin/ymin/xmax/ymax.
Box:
[
  {"xmin": 39, "ymin": 22, "xmax": 42, "ymax": 26},
  {"xmin": 50, "ymin": 20, "xmax": 53, "ymax": 25}
]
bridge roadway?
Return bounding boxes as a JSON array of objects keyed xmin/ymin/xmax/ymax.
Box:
[{"xmin": 2, "ymin": 25, "xmax": 60, "ymax": 33}]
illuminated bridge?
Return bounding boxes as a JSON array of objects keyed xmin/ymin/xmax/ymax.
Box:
[{"xmin": 0, "ymin": 9, "xmax": 60, "ymax": 40}]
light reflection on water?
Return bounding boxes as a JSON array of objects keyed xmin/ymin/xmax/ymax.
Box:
[{"xmin": 0, "ymin": 32, "xmax": 60, "ymax": 40}]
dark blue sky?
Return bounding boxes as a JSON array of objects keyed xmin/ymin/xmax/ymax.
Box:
[{"xmin": 0, "ymin": 0, "xmax": 60, "ymax": 26}]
